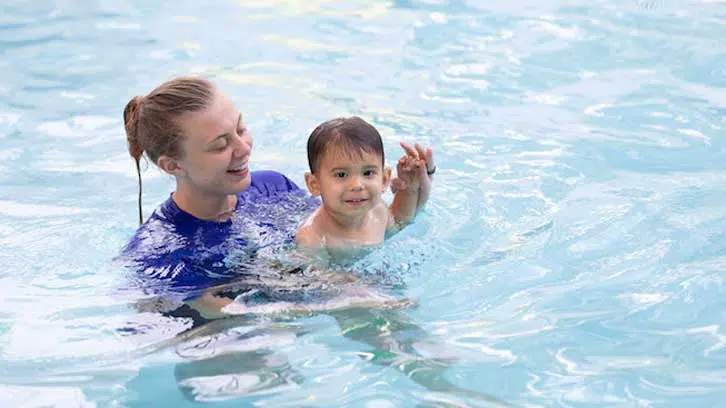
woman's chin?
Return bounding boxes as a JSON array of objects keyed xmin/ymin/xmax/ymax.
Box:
[{"xmin": 228, "ymin": 176, "xmax": 252, "ymax": 193}]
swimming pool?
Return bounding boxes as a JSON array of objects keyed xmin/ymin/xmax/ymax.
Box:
[{"xmin": 2, "ymin": 0, "xmax": 726, "ymax": 406}]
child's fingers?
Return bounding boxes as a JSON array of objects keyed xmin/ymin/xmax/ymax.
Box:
[
  {"xmin": 400, "ymin": 141, "xmax": 419, "ymax": 159},
  {"xmin": 415, "ymin": 143, "xmax": 425, "ymax": 159},
  {"xmin": 398, "ymin": 157, "xmax": 411, "ymax": 172},
  {"xmin": 401, "ymin": 155, "xmax": 416, "ymax": 167}
]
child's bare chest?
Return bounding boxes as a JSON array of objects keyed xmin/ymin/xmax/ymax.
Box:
[{"xmin": 326, "ymin": 209, "xmax": 388, "ymax": 247}]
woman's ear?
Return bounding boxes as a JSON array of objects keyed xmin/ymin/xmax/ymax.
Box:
[
  {"xmin": 381, "ymin": 166, "xmax": 392, "ymax": 192},
  {"xmin": 157, "ymin": 155, "xmax": 183, "ymax": 177},
  {"xmin": 304, "ymin": 172, "xmax": 321, "ymax": 196}
]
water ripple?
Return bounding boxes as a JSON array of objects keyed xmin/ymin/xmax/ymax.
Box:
[{"xmin": 1, "ymin": 0, "xmax": 726, "ymax": 406}]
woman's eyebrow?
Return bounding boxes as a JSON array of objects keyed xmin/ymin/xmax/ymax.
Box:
[{"xmin": 210, "ymin": 113, "xmax": 243, "ymax": 142}]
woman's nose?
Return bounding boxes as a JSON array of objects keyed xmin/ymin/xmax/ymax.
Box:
[{"xmin": 232, "ymin": 131, "xmax": 252, "ymax": 157}]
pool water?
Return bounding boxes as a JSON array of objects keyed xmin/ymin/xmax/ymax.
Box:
[{"xmin": 2, "ymin": 0, "xmax": 726, "ymax": 406}]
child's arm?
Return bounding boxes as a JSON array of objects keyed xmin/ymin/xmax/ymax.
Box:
[
  {"xmin": 388, "ymin": 153, "xmax": 425, "ymax": 230},
  {"xmin": 388, "ymin": 170, "xmax": 419, "ymax": 228}
]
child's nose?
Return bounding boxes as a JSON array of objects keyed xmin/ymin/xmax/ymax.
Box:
[{"xmin": 348, "ymin": 176, "xmax": 363, "ymax": 190}]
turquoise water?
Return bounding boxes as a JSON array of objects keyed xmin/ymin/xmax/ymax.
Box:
[{"xmin": 2, "ymin": 0, "xmax": 726, "ymax": 406}]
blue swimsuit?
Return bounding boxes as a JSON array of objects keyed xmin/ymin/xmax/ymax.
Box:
[{"xmin": 118, "ymin": 170, "xmax": 319, "ymax": 304}]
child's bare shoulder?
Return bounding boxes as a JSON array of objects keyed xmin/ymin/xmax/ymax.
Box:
[
  {"xmin": 296, "ymin": 209, "xmax": 327, "ymax": 248},
  {"xmin": 296, "ymin": 221, "xmax": 323, "ymax": 247}
]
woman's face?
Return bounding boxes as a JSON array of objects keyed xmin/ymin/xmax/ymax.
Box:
[{"xmin": 171, "ymin": 89, "xmax": 253, "ymax": 199}]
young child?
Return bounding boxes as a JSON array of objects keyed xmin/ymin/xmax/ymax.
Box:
[{"xmin": 296, "ymin": 116, "xmax": 435, "ymax": 253}]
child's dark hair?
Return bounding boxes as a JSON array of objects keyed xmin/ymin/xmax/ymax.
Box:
[{"xmin": 307, "ymin": 116, "xmax": 385, "ymax": 173}]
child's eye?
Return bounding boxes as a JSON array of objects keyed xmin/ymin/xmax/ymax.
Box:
[
  {"xmin": 363, "ymin": 169, "xmax": 377, "ymax": 177},
  {"xmin": 334, "ymin": 171, "xmax": 347, "ymax": 178}
]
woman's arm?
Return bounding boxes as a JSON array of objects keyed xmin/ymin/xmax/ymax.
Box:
[
  {"xmin": 185, "ymin": 270, "xmax": 414, "ymax": 319},
  {"xmin": 185, "ymin": 290, "xmax": 234, "ymax": 319},
  {"xmin": 413, "ymin": 143, "xmax": 435, "ymax": 210}
]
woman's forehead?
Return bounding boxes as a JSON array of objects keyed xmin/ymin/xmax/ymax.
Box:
[{"xmin": 178, "ymin": 91, "xmax": 240, "ymax": 142}]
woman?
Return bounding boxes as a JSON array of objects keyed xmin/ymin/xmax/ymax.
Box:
[{"xmin": 118, "ymin": 76, "xmax": 398, "ymax": 323}]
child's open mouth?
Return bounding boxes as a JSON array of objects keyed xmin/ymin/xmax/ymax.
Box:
[{"xmin": 344, "ymin": 198, "xmax": 367, "ymax": 206}]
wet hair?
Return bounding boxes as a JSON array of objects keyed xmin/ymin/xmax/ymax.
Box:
[
  {"xmin": 306, "ymin": 116, "xmax": 385, "ymax": 174},
  {"xmin": 123, "ymin": 76, "xmax": 215, "ymax": 225}
]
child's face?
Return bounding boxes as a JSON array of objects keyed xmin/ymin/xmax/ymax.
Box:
[{"xmin": 305, "ymin": 145, "xmax": 391, "ymax": 218}]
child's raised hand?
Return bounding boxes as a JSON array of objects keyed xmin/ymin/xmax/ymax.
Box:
[
  {"xmin": 391, "ymin": 142, "xmax": 435, "ymax": 209},
  {"xmin": 396, "ymin": 154, "xmax": 423, "ymax": 191},
  {"xmin": 412, "ymin": 142, "xmax": 435, "ymax": 179},
  {"xmin": 388, "ymin": 142, "xmax": 434, "ymax": 226},
  {"xmin": 390, "ymin": 141, "xmax": 435, "ymax": 195}
]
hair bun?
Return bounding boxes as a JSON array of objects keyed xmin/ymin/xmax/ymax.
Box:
[{"xmin": 123, "ymin": 95, "xmax": 144, "ymax": 160}]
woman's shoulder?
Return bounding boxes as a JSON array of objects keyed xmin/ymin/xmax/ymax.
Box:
[{"xmin": 118, "ymin": 211, "xmax": 187, "ymax": 262}]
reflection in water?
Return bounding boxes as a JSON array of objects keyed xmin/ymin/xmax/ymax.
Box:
[
  {"xmin": 329, "ymin": 307, "xmax": 514, "ymax": 407},
  {"xmin": 169, "ymin": 301, "xmax": 512, "ymax": 406},
  {"xmin": 174, "ymin": 325, "xmax": 306, "ymax": 402}
]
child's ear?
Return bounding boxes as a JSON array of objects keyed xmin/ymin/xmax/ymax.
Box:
[
  {"xmin": 157, "ymin": 155, "xmax": 184, "ymax": 177},
  {"xmin": 381, "ymin": 166, "xmax": 392, "ymax": 192},
  {"xmin": 304, "ymin": 172, "xmax": 321, "ymax": 196}
]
